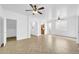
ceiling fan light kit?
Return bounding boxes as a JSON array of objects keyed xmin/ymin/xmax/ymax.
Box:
[{"xmin": 33, "ymin": 11, "xmax": 38, "ymax": 14}]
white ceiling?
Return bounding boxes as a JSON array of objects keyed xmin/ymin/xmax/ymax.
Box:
[
  {"xmin": 1, "ymin": 4, "xmax": 79, "ymax": 14},
  {"xmin": 1, "ymin": 4, "xmax": 32, "ymax": 15},
  {"xmin": 1, "ymin": 4, "xmax": 49, "ymax": 15},
  {"xmin": 1, "ymin": 4, "xmax": 79, "ymax": 19}
]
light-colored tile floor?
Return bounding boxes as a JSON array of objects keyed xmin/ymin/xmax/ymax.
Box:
[{"xmin": 0, "ymin": 35, "xmax": 79, "ymax": 54}]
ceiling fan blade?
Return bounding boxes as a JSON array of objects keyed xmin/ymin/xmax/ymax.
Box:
[
  {"xmin": 34, "ymin": 5, "xmax": 37, "ymax": 11},
  {"xmin": 25, "ymin": 10, "xmax": 32, "ymax": 11},
  {"xmin": 38, "ymin": 7, "xmax": 44, "ymax": 10},
  {"xmin": 38, "ymin": 11, "xmax": 42, "ymax": 14},
  {"xmin": 29, "ymin": 4, "xmax": 33, "ymax": 8}
]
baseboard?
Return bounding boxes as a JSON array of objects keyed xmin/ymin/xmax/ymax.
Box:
[
  {"xmin": 31, "ymin": 34, "xmax": 37, "ymax": 37},
  {"xmin": 51, "ymin": 34, "xmax": 76, "ymax": 41},
  {"xmin": 7, "ymin": 36, "xmax": 16, "ymax": 39}
]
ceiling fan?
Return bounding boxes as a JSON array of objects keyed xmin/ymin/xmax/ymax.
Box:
[{"xmin": 25, "ymin": 4, "xmax": 45, "ymax": 15}]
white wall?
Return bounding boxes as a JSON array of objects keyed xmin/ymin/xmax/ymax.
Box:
[
  {"xmin": 0, "ymin": 5, "xmax": 5, "ymax": 46},
  {"xmin": 77, "ymin": 16, "xmax": 79, "ymax": 43},
  {"xmin": 0, "ymin": 17, "xmax": 4, "ymax": 45},
  {"xmin": 0, "ymin": 5, "xmax": 3, "ymax": 17},
  {"xmin": 66, "ymin": 16, "xmax": 78, "ymax": 38},
  {"xmin": 46, "ymin": 16, "xmax": 78, "ymax": 40},
  {"xmin": 31, "ymin": 21, "xmax": 38, "ymax": 36},
  {"xmin": 55, "ymin": 16, "xmax": 78, "ymax": 38}
]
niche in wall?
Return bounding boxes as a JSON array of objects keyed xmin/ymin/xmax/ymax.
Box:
[
  {"xmin": 6, "ymin": 19, "xmax": 17, "ymax": 41},
  {"xmin": 31, "ymin": 22, "xmax": 39, "ymax": 36}
]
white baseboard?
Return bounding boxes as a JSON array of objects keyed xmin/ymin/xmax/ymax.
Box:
[{"xmin": 49, "ymin": 34, "xmax": 76, "ymax": 42}]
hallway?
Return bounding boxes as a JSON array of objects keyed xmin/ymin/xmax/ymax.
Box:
[{"xmin": 0, "ymin": 35, "xmax": 79, "ymax": 54}]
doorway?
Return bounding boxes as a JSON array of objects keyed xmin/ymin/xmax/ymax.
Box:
[
  {"xmin": 6, "ymin": 19, "xmax": 17, "ymax": 42},
  {"xmin": 41, "ymin": 24, "xmax": 45, "ymax": 35}
]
